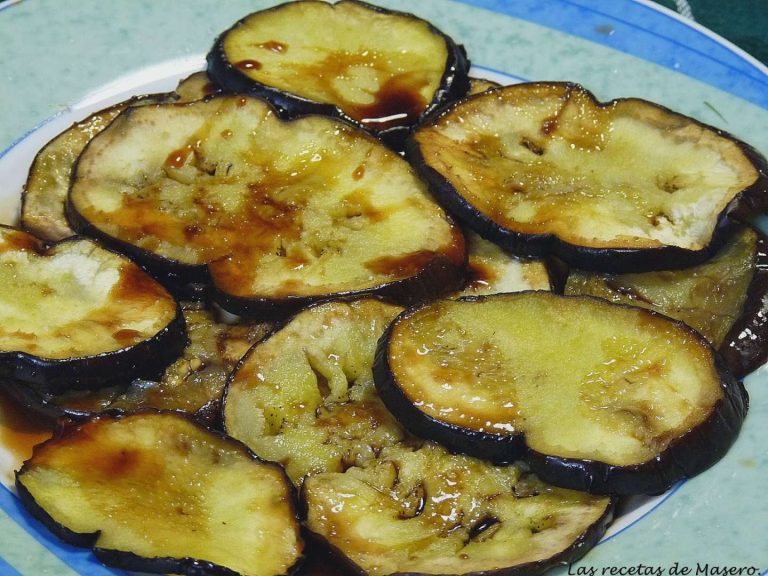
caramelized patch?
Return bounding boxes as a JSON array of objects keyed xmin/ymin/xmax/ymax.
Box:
[
  {"xmin": 352, "ymin": 164, "xmax": 365, "ymax": 180},
  {"xmin": 113, "ymin": 329, "xmax": 143, "ymax": 347},
  {"xmin": 365, "ymin": 251, "xmax": 440, "ymax": 277},
  {"xmin": 0, "ymin": 230, "xmax": 46, "ymax": 255},
  {"xmin": 353, "ymin": 75, "xmax": 428, "ymax": 131},
  {"xmin": 113, "ymin": 264, "xmax": 171, "ymax": 303}
]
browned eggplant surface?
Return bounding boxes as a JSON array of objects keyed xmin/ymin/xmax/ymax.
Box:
[
  {"xmin": 225, "ymin": 299, "xmax": 406, "ymax": 485},
  {"xmin": 454, "ymin": 230, "xmax": 550, "ymax": 297},
  {"xmin": 375, "ymin": 292, "xmax": 747, "ymax": 495},
  {"xmin": 68, "ymin": 95, "xmax": 465, "ymax": 316},
  {"xmin": 303, "ymin": 442, "xmax": 613, "ymax": 575},
  {"xmin": 5, "ymin": 304, "xmax": 272, "ymax": 424},
  {"xmin": 16, "ymin": 411, "xmax": 303, "ymax": 576},
  {"xmin": 408, "ymin": 82, "xmax": 768, "ymax": 272},
  {"xmin": 207, "ymin": 0, "xmax": 470, "ymax": 138},
  {"xmin": 0, "ymin": 227, "xmax": 184, "ymax": 392},
  {"xmin": 564, "ymin": 225, "xmax": 768, "ymax": 377}
]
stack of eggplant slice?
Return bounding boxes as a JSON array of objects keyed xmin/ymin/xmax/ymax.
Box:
[{"xmin": 5, "ymin": 1, "xmax": 768, "ymax": 575}]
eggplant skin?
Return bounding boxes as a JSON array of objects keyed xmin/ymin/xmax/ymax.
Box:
[
  {"xmin": 406, "ymin": 82, "xmax": 768, "ymax": 273},
  {"xmin": 720, "ymin": 230, "xmax": 768, "ymax": 377},
  {"xmin": 214, "ymin": 252, "xmax": 466, "ymax": 319},
  {"xmin": 373, "ymin": 296, "xmax": 749, "ymax": 496},
  {"xmin": 206, "ymin": 0, "xmax": 470, "ymax": 150}
]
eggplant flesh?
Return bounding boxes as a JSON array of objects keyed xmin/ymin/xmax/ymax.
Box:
[
  {"xmin": 408, "ymin": 82, "xmax": 768, "ymax": 272},
  {"xmin": 15, "ymin": 411, "xmax": 303, "ymax": 576},
  {"xmin": 4, "ymin": 304, "xmax": 272, "ymax": 425},
  {"xmin": 207, "ymin": 0, "xmax": 470, "ymax": 136},
  {"xmin": 454, "ymin": 230, "xmax": 550, "ymax": 297},
  {"xmin": 0, "ymin": 228, "xmax": 184, "ymax": 392},
  {"xmin": 68, "ymin": 95, "xmax": 464, "ymax": 315},
  {"xmin": 374, "ymin": 292, "xmax": 747, "ymax": 495},
  {"xmin": 564, "ymin": 225, "xmax": 768, "ymax": 377},
  {"xmin": 303, "ymin": 442, "xmax": 613, "ymax": 575},
  {"xmin": 224, "ymin": 299, "xmax": 406, "ymax": 485}
]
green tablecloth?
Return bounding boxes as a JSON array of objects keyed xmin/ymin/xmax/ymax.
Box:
[{"xmin": 653, "ymin": 0, "xmax": 767, "ymax": 65}]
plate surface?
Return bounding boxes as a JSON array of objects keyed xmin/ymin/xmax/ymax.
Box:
[{"xmin": 0, "ymin": 0, "xmax": 766, "ymax": 574}]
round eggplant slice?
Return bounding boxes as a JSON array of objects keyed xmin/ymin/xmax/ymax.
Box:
[
  {"xmin": 225, "ymin": 299, "xmax": 406, "ymax": 485},
  {"xmin": 302, "ymin": 442, "xmax": 613, "ymax": 575},
  {"xmin": 564, "ymin": 225, "xmax": 768, "ymax": 378},
  {"xmin": 0, "ymin": 228, "xmax": 185, "ymax": 393},
  {"xmin": 3, "ymin": 303, "xmax": 272, "ymax": 426},
  {"xmin": 21, "ymin": 101, "xmax": 131, "ymax": 242},
  {"xmin": 68, "ymin": 95, "xmax": 465, "ymax": 317},
  {"xmin": 407, "ymin": 82, "xmax": 768, "ymax": 273},
  {"xmin": 207, "ymin": 0, "xmax": 470, "ymax": 147},
  {"xmin": 16, "ymin": 411, "xmax": 303, "ymax": 576},
  {"xmin": 453, "ymin": 230, "xmax": 551, "ymax": 297},
  {"xmin": 374, "ymin": 292, "xmax": 748, "ymax": 495}
]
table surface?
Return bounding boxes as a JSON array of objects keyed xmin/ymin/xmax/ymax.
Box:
[{"xmin": 653, "ymin": 0, "xmax": 767, "ymax": 65}]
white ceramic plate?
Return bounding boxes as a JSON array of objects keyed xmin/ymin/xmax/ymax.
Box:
[{"xmin": 0, "ymin": 0, "xmax": 766, "ymax": 573}]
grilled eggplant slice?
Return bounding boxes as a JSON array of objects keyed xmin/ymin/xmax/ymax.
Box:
[
  {"xmin": 21, "ymin": 102, "xmax": 130, "ymax": 241},
  {"xmin": 20, "ymin": 82, "xmax": 212, "ymax": 245},
  {"xmin": 455, "ymin": 230, "xmax": 550, "ymax": 297},
  {"xmin": 303, "ymin": 442, "xmax": 613, "ymax": 575},
  {"xmin": 68, "ymin": 95, "xmax": 465, "ymax": 317},
  {"xmin": 16, "ymin": 411, "xmax": 303, "ymax": 576},
  {"xmin": 563, "ymin": 225, "xmax": 768, "ymax": 377},
  {"xmin": 408, "ymin": 82, "xmax": 768, "ymax": 272},
  {"xmin": 3, "ymin": 303, "xmax": 271, "ymax": 425},
  {"xmin": 225, "ymin": 299, "xmax": 405, "ymax": 485},
  {"xmin": 207, "ymin": 0, "xmax": 470, "ymax": 148},
  {"xmin": 0, "ymin": 228, "xmax": 185, "ymax": 392},
  {"xmin": 374, "ymin": 292, "xmax": 747, "ymax": 495}
]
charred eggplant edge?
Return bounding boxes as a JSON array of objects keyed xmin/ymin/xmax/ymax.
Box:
[
  {"xmin": 14, "ymin": 409, "xmax": 305, "ymax": 576},
  {"xmin": 0, "ymin": 233, "xmax": 187, "ymax": 393},
  {"xmin": 405, "ymin": 81, "xmax": 768, "ymax": 273},
  {"xmin": 298, "ymin": 463, "xmax": 615, "ymax": 576},
  {"xmin": 373, "ymin": 293, "xmax": 749, "ymax": 495},
  {"xmin": 206, "ymin": 0, "xmax": 470, "ymax": 150}
]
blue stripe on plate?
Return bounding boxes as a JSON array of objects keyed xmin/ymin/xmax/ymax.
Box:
[
  {"xmin": 0, "ymin": 555, "xmax": 22, "ymax": 576},
  {"xmin": 0, "ymin": 484, "xmax": 126, "ymax": 576},
  {"xmin": 453, "ymin": 0, "xmax": 768, "ymax": 110}
]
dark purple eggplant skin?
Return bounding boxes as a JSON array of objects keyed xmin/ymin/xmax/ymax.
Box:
[
  {"xmin": 373, "ymin": 298, "xmax": 749, "ymax": 496},
  {"xmin": 0, "ymin": 307, "xmax": 186, "ymax": 395},
  {"xmin": 720, "ymin": 228, "xmax": 768, "ymax": 378},
  {"xmin": 206, "ymin": 0, "xmax": 470, "ymax": 152},
  {"xmin": 214, "ymin": 251, "xmax": 467, "ymax": 320},
  {"xmin": 298, "ymin": 476, "xmax": 615, "ymax": 576},
  {"xmin": 15, "ymin": 409, "xmax": 305, "ymax": 576},
  {"xmin": 405, "ymin": 82, "xmax": 768, "ymax": 273}
]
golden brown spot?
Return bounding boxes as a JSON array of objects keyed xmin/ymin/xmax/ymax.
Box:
[
  {"xmin": 352, "ymin": 164, "xmax": 365, "ymax": 181},
  {"xmin": 465, "ymin": 260, "xmax": 497, "ymax": 290},
  {"xmin": 113, "ymin": 329, "xmax": 142, "ymax": 346},
  {"xmin": 365, "ymin": 251, "xmax": 439, "ymax": 277},
  {"xmin": 0, "ymin": 231, "xmax": 46, "ymax": 255}
]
